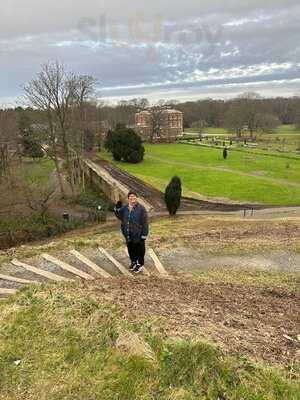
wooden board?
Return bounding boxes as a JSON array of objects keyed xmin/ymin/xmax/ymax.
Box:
[
  {"xmin": 70, "ymin": 250, "xmax": 111, "ymax": 278},
  {"xmin": 12, "ymin": 259, "xmax": 72, "ymax": 282},
  {"xmin": 0, "ymin": 288, "xmax": 17, "ymax": 295},
  {"xmin": 41, "ymin": 254, "xmax": 94, "ymax": 280},
  {"xmin": 0, "ymin": 273, "xmax": 39, "ymax": 285},
  {"xmin": 98, "ymin": 247, "xmax": 131, "ymax": 277},
  {"xmin": 148, "ymin": 248, "xmax": 169, "ymax": 276}
]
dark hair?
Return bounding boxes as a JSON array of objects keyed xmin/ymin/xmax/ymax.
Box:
[{"xmin": 128, "ymin": 190, "xmax": 138, "ymax": 198}]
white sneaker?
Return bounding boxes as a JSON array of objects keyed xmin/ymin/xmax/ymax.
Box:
[
  {"xmin": 129, "ymin": 262, "xmax": 137, "ymax": 271},
  {"xmin": 134, "ymin": 264, "xmax": 144, "ymax": 273}
]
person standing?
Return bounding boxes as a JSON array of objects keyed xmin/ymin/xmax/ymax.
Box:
[{"xmin": 114, "ymin": 191, "xmax": 149, "ymax": 273}]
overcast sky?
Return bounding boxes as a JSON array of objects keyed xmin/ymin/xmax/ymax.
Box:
[{"xmin": 1, "ymin": 0, "xmax": 300, "ymax": 106}]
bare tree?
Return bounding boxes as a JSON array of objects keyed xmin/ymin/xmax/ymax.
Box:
[
  {"xmin": 0, "ymin": 110, "xmax": 19, "ymax": 181},
  {"xmin": 224, "ymin": 101, "xmax": 246, "ymax": 137},
  {"xmin": 0, "ymin": 144, "xmax": 9, "ymax": 180},
  {"xmin": 254, "ymin": 113, "xmax": 280, "ymax": 134},
  {"xmin": 23, "ymin": 182, "xmax": 55, "ymax": 223},
  {"xmin": 24, "ymin": 61, "xmax": 97, "ymax": 195},
  {"xmin": 0, "ymin": 109, "xmax": 18, "ymax": 144},
  {"xmin": 225, "ymin": 93, "xmax": 279, "ymax": 139},
  {"xmin": 191, "ymin": 119, "xmax": 207, "ymax": 137},
  {"xmin": 141, "ymin": 100, "xmax": 173, "ymax": 143}
]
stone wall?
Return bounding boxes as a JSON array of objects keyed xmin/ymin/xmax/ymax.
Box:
[{"xmin": 79, "ymin": 159, "xmax": 153, "ymax": 212}]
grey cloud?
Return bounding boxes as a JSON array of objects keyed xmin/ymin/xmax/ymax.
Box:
[
  {"xmin": 1, "ymin": 0, "xmax": 300, "ymax": 105},
  {"xmin": 1, "ymin": 0, "xmax": 298, "ymax": 39}
]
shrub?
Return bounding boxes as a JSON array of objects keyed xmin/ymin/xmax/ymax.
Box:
[
  {"xmin": 106, "ymin": 127, "xmax": 145, "ymax": 163},
  {"xmin": 0, "ymin": 213, "xmax": 81, "ymax": 250},
  {"xmin": 164, "ymin": 176, "xmax": 182, "ymax": 216},
  {"xmin": 105, "ymin": 130, "xmax": 116, "ymax": 152},
  {"xmin": 69, "ymin": 188, "xmax": 109, "ymax": 222}
]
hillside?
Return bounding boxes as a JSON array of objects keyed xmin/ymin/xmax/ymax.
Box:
[{"xmin": 0, "ymin": 215, "xmax": 299, "ymax": 399}]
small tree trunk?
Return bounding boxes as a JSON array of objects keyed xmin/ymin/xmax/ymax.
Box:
[{"xmin": 53, "ymin": 156, "xmax": 66, "ymax": 198}]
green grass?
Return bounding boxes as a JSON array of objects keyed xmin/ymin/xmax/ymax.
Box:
[
  {"xmin": 100, "ymin": 145, "xmax": 300, "ymax": 205},
  {"xmin": 192, "ymin": 269, "xmax": 300, "ymax": 290},
  {"xmin": 143, "ymin": 144, "xmax": 300, "ymax": 182},
  {"xmin": 20, "ymin": 158, "xmax": 55, "ymax": 186},
  {"xmin": 185, "ymin": 127, "xmax": 229, "ymax": 135},
  {"xmin": 1, "ymin": 213, "xmax": 300, "ymax": 266},
  {"xmin": 0, "ymin": 284, "xmax": 299, "ymax": 400},
  {"xmin": 274, "ymin": 125, "xmax": 300, "ymax": 135},
  {"xmin": 184, "ymin": 125, "xmax": 300, "ymax": 152},
  {"xmin": 185, "ymin": 124, "xmax": 300, "ymax": 137}
]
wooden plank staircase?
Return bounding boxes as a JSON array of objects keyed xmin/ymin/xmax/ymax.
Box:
[{"xmin": 0, "ymin": 247, "xmax": 169, "ymax": 299}]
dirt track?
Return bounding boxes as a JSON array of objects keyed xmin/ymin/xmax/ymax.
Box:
[{"xmin": 97, "ymin": 160, "xmax": 264, "ymax": 212}]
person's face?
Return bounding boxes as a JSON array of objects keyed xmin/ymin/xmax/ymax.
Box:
[{"xmin": 128, "ymin": 194, "xmax": 138, "ymax": 206}]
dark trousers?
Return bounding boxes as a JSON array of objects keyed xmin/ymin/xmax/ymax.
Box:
[{"xmin": 127, "ymin": 241, "xmax": 145, "ymax": 266}]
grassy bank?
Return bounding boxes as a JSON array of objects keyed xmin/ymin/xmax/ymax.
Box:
[
  {"xmin": 0, "ymin": 283, "xmax": 299, "ymax": 400},
  {"xmin": 1, "ymin": 213, "xmax": 300, "ymax": 268}
]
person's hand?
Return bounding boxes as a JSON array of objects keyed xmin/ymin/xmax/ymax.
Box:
[
  {"xmin": 140, "ymin": 235, "xmax": 147, "ymax": 241},
  {"xmin": 116, "ymin": 200, "xmax": 123, "ymax": 209}
]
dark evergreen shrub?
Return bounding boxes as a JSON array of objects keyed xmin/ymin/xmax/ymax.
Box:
[{"xmin": 164, "ymin": 176, "xmax": 182, "ymax": 216}]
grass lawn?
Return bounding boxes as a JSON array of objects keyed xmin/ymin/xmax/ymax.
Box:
[
  {"xmin": 20, "ymin": 158, "xmax": 55, "ymax": 186},
  {"xmin": 184, "ymin": 125, "xmax": 300, "ymax": 151},
  {"xmin": 185, "ymin": 124, "xmax": 300, "ymax": 137},
  {"xmin": 185, "ymin": 127, "xmax": 229, "ymax": 135},
  {"xmin": 100, "ymin": 144, "xmax": 300, "ymax": 205}
]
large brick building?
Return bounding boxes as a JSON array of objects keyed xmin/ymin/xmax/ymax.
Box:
[{"xmin": 135, "ymin": 109, "xmax": 183, "ymax": 142}]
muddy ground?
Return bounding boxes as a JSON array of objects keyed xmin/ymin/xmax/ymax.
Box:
[{"xmin": 87, "ymin": 276, "xmax": 300, "ymax": 372}]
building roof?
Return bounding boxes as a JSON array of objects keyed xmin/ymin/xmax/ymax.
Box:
[
  {"xmin": 136, "ymin": 109, "xmax": 182, "ymax": 115},
  {"xmin": 162, "ymin": 109, "xmax": 183, "ymax": 114}
]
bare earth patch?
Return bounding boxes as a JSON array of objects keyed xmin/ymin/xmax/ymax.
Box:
[{"xmin": 87, "ymin": 276, "xmax": 300, "ymax": 372}]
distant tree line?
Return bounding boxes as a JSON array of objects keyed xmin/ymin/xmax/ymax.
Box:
[
  {"xmin": 2, "ymin": 82, "xmax": 300, "ymax": 186},
  {"xmin": 2, "ymin": 92, "xmax": 300, "ymax": 146},
  {"xmin": 89, "ymin": 93, "xmax": 300, "ymax": 133}
]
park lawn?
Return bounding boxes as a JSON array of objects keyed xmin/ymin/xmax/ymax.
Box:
[
  {"xmin": 100, "ymin": 150, "xmax": 300, "ymax": 205},
  {"xmin": 188, "ymin": 141, "xmax": 300, "ymax": 159},
  {"xmin": 185, "ymin": 127, "xmax": 228, "ymax": 135},
  {"xmin": 185, "ymin": 124, "xmax": 300, "ymax": 137},
  {"xmin": 185, "ymin": 125, "xmax": 300, "ymax": 150},
  {"xmin": 275, "ymin": 124, "xmax": 300, "ymax": 135},
  {"xmin": 143, "ymin": 144, "xmax": 300, "ymax": 184}
]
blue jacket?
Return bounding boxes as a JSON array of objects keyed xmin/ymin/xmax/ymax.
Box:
[{"xmin": 114, "ymin": 203, "xmax": 149, "ymax": 243}]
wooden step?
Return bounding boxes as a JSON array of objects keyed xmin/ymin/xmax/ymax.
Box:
[
  {"xmin": 148, "ymin": 248, "xmax": 168, "ymax": 276},
  {"xmin": 70, "ymin": 250, "xmax": 111, "ymax": 278},
  {"xmin": 0, "ymin": 288, "xmax": 17, "ymax": 295},
  {"xmin": 41, "ymin": 254, "xmax": 94, "ymax": 280},
  {"xmin": 98, "ymin": 247, "xmax": 132, "ymax": 277},
  {"xmin": 12, "ymin": 260, "xmax": 72, "ymax": 282},
  {"xmin": 0, "ymin": 273, "xmax": 39, "ymax": 285}
]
